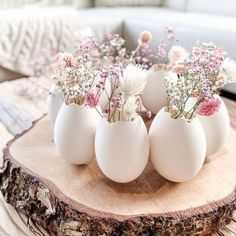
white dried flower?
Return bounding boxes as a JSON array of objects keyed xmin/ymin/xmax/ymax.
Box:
[
  {"xmin": 122, "ymin": 96, "xmax": 137, "ymax": 121},
  {"xmin": 219, "ymin": 58, "xmax": 236, "ymax": 84},
  {"xmin": 120, "ymin": 64, "xmax": 147, "ymax": 97},
  {"xmin": 168, "ymin": 46, "xmax": 188, "ymax": 65}
]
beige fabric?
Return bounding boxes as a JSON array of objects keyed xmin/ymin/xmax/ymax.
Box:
[
  {"xmin": 0, "ymin": 0, "xmax": 63, "ymax": 8},
  {"xmin": 0, "ymin": 8, "xmax": 92, "ymax": 76},
  {"xmin": 95, "ymin": 0, "xmax": 161, "ymax": 7},
  {"xmin": 0, "ymin": 0, "xmax": 45, "ymax": 8},
  {"xmin": 0, "ymin": 0, "xmax": 84, "ymax": 8}
]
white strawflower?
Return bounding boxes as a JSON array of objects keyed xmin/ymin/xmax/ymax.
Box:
[
  {"xmin": 122, "ymin": 96, "xmax": 137, "ymax": 121},
  {"xmin": 120, "ymin": 64, "xmax": 147, "ymax": 96},
  {"xmin": 219, "ymin": 58, "xmax": 236, "ymax": 84},
  {"xmin": 168, "ymin": 46, "xmax": 188, "ymax": 65}
]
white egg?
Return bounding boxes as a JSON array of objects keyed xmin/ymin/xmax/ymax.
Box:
[
  {"xmin": 54, "ymin": 103, "xmax": 101, "ymax": 165},
  {"xmin": 95, "ymin": 116, "xmax": 149, "ymax": 183},
  {"xmin": 141, "ymin": 68, "xmax": 178, "ymax": 114},
  {"xmin": 199, "ymin": 95, "xmax": 230, "ymax": 156},
  {"xmin": 47, "ymin": 85, "xmax": 63, "ymax": 125},
  {"xmin": 149, "ymin": 108, "xmax": 206, "ymax": 182}
]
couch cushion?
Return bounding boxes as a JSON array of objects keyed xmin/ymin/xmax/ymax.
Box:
[
  {"xmin": 186, "ymin": 0, "xmax": 236, "ymax": 17},
  {"xmin": 122, "ymin": 8, "xmax": 236, "ymax": 94},
  {"xmin": 75, "ymin": 7, "xmax": 163, "ymax": 38},
  {"xmin": 94, "ymin": 0, "xmax": 161, "ymax": 7},
  {"xmin": 123, "ymin": 8, "xmax": 236, "ymax": 59}
]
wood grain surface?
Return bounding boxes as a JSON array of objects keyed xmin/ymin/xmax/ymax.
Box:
[
  {"xmin": 0, "ymin": 77, "xmax": 235, "ymax": 235},
  {"xmin": 6, "ymin": 117, "xmax": 236, "ymax": 216},
  {"xmin": 0, "ymin": 114, "xmax": 236, "ymax": 235}
]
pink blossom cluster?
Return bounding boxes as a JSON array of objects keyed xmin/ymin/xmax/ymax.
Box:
[
  {"xmin": 31, "ymin": 27, "xmax": 181, "ymax": 78},
  {"xmin": 185, "ymin": 43, "xmax": 226, "ymax": 101},
  {"xmin": 29, "ymin": 43, "xmax": 57, "ymax": 77},
  {"xmin": 196, "ymin": 98, "xmax": 221, "ymax": 116},
  {"xmin": 84, "ymin": 91, "xmax": 100, "ymax": 108},
  {"xmin": 75, "ymin": 36, "xmax": 99, "ymax": 57},
  {"xmin": 111, "ymin": 95, "xmax": 123, "ymax": 110},
  {"xmin": 165, "ymin": 25, "xmax": 179, "ymax": 43},
  {"xmin": 157, "ymin": 41, "xmax": 166, "ymax": 58},
  {"xmin": 49, "ymin": 53, "xmax": 78, "ymax": 81},
  {"xmin": 134, "ymin": 43, "xmax": 154, "ymax": 69},
  {"xmin": 166, "ymin": 42, "xmax": 227, "ymax": 120},
  {"xmin": 132, "ymin": 26, "xmax": 180, "ymax": 69},
  {"xmin": 188, "ymin": 43, "xmax": 225, "ymax": 77},
  {"xmin": 100, "ymin": 33, "xmax": 127, "ymax": 65}
]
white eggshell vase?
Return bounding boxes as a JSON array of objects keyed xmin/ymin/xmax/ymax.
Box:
[
  {"xmin": 47, "ymin": 85, "xmax": 63, "ymax": 125},
  {"xmin": 198, "ymin": 95, "xmax": 230, "ymax": 157},
  {"xmin": 95, "ymin": 116, "xmax": 149, "ymax": 183},
  {"xmin": 54, "ymin": 103, "xmax": 101, "ymax": 165},
  {"xmin": 141, "ymin": 67, "xmax": 177, "ymax": 114},
  {"xmin": 149, "ymin": 108, "xmax": 206, "ymax": 182}
]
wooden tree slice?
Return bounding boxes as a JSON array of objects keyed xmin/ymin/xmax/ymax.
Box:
[{"xmin": 0, "ymin": 116, "xmax": 235, "ymax": 236}]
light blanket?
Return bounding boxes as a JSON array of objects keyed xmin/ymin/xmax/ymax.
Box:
[{"xmin": 0, "ymin": 7, "xmax": 92, "ymax": 75}]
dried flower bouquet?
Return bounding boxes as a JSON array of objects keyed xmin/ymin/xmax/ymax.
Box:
[
  {"xmin": 47, "ymin": 27, "xmax": 184, "ymax": 123},
  {"xmin": 165, "ymin": 42, "xmax": 236, "ymax": 121},
  {"xmin": 45, "ymin": 28, "xmax": 236, "ymax": 124}
]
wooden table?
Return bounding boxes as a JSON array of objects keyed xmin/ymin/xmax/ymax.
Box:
[{"xmin": 0, "ymin": 77, "xmax": 235, "ymax": 236}]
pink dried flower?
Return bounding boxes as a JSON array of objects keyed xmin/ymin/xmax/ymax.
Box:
[
  {"xmin": 84, "ymin": 91, "xmax": 99, "ymax": 107},
  {"xmin": 192, "ymin": 46, "xmax": 202, "ymax": 56},
  {"xmin": 165, "ymin": 25, "xmax": 174, "ymax": 34},
  {"xmin": 75, "ymin": 36, "xmax": 99, "ymax": 56},
  {"xmin": 57, "ymin": 53, "xmax": 77, "ymax": 68},
  {"xmin": 146, "ymin": 111, "xmax": 152, "ymax": 119},
  {"xmin": 90, "ymin": 49, "xmax": 100, "ymax": 59},
  {"xmin": 50, "ymin": 53, "xmax": 77, "ymax": 76},
  {"xmin": 111, "ymin": 95, "xmax": 123, "ymax": 109},
  {"xmin": 103, "ymin": 107, "xmax": 110, "ymax": 114},
  {"xmin": 157, "ymin": 42, "xmax": 166, "ymax": 58},
  {"xmin": 99, "ymin": 70, "xmax": 109, "ymax": 78},
  {"xmin": 165, "ymin": 25, "xmax": 178, "ymax": 43},
  {"xmin": 138, "ymin": 31, "xmax": 152, "ymax": 45},
  {"xmin": 64, "ymin": 55, "xmax": 77, "ymax": 68},
  {"xmin": 172, "ymin": 65, "xmax": 185, "ymax": 74},
  {"xmin": 196, "ymin": 98, "xmax": 221, "ymax": 116},
  {"xmin": 105, "ymin": 32, "xmax": 115, "ymax": 41},
  {"xmin": 167, "ymin": 33, "xmax": 175, "ymax": 42}
]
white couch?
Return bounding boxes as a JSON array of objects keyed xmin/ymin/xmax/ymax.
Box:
[
  {"xmin": 79, "ymin": 0, "xmax": 236, "ymax": 94},
  {"xmin": 1, "ymin": 0, "xmax": 236, "ymax": 94}
]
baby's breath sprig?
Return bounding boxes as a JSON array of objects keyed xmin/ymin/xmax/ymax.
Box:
[{"xmin": 165, "ymin": 42, "xmax": 236, "ymax": 121}]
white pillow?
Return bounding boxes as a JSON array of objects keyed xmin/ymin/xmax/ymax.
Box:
[{"xmin": 95, "ymin": 0, "xmax": 161, "ymax": 7}]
